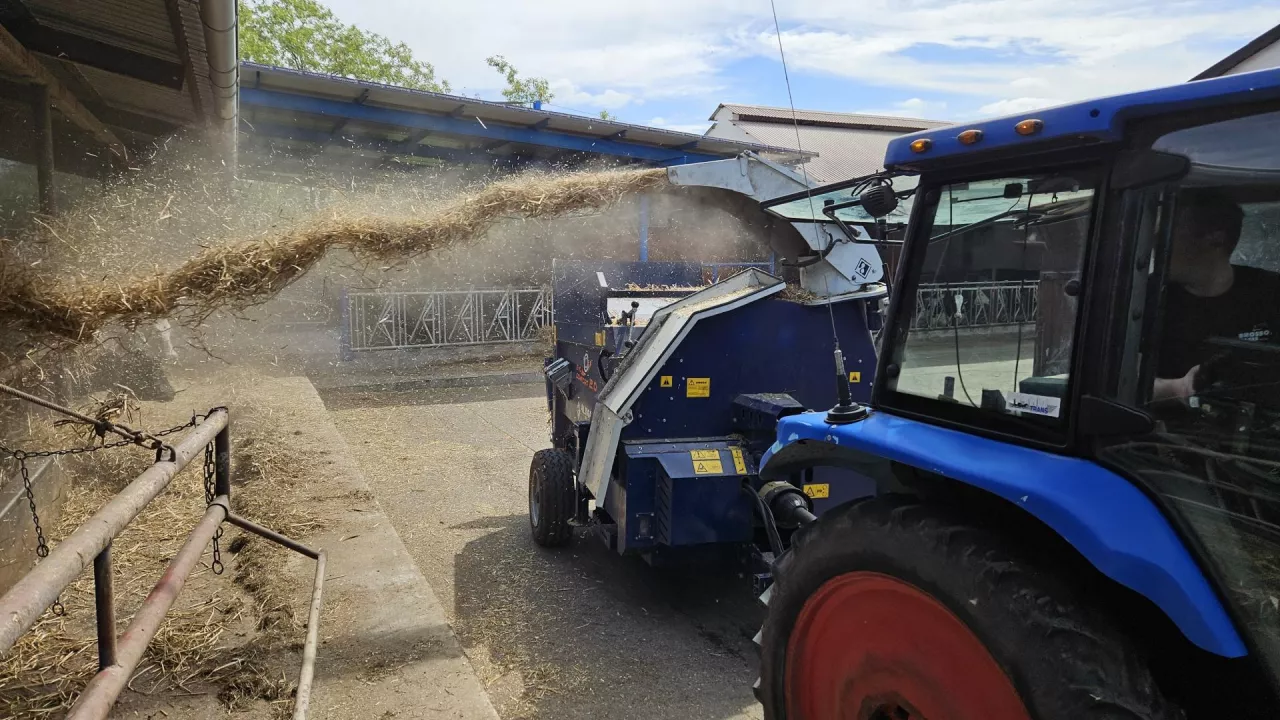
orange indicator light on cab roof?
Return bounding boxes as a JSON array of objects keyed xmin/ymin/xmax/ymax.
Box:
[
  {"xmin": 1015, "ymin": 118, "xmax": 1044, "ymax": 136},
  {"xmin": 909, "ymin": 138, "xmax": 932, "ymax": 153},
  {"xmin": 957, "ymin": 129, "xmax": 984, "ymax": 145}
]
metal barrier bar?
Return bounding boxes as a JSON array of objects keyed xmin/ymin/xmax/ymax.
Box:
[
  {"xmin": 0, "ymin": 408, "xmax": 228, "ymax": 654},
  {"xmin": 92, "ymin": 544, "xmax": 116, "ymax": 670},
  {"xmin": 227, "ymin": 513, "xmax": 319, "ymax": 559},
  {"xmin": 65, "ymin": 497, "xmax": 229, "ymax": 720},
  {"xmin": 294, "ymin": 552, "xmax": 326, "ymax": 720},
  {"xmin": 225, "ymin": 512, "xmax": 325, "ymax": 720},
  {"xmin": 1, "ymin": 404, "xmax": 326, "ymax": 719}
]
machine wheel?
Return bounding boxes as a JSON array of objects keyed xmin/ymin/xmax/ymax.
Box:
[
  {"xmin": 757, "ymin": 495, "xmax": 1182, "ymax": 720},
  {"xmin": 529, "ymin": 448, "xmax": 576, "ymax": 547}
]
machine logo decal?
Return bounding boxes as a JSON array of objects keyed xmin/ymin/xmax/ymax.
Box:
[
  {"xmin": 1240, "ymin": 322, "xmax": 1271, "ymax": 342},
  {"xmin": 1004, "ymin": 391, "xmax": 1061, "ymax": 418},
  {"xmin": 854, "ymin": 258, "xmax": 872, "ymax": 279},
  {"xmin": 582, "ymin": 352, "xmax": 592, "ymax": 372},
  {"xmin": 803, "ymin": 483, "xmax": 830, "ymax": 499},
  {"xmin": 730, "ymin": 447, "xmax": 748, "ymax": 474},
  {"xmin": 687, "ymin": 377, "xmax": 711, "ymax": 398}
]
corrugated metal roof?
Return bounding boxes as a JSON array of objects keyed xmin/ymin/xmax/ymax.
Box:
[
  {"xmin": 714, "ymin": 103, "xmax": 950, "ymax": 132},
  {"xmin": 729, "ymin": 121, "xmax": 909, "ymax": 183},
  {"xmin": 25, "ymin": 0, "xmax": 179, "ymax": 60},
  {"xmin": 243, "ymin": 62, "xmax": 813, "ymax": 163}
]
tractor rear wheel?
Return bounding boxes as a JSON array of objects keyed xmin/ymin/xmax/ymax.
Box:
[
  {"xmin": 529, "ymin": 448, "xmax": 576, "ymax": 547},
  {"xmin": 757, "ymin": 495, "xmax": 1182, "ymax": 720}
]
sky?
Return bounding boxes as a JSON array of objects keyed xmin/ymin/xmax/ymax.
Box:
[{"xmin": 322, "ymin": 0, "xmax": 1279, "ymax": 134}]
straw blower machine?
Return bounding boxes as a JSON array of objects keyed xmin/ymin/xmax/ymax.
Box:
[{"xmin": 529, "ymin": 153, "xmax": 891, "ymax": 581}]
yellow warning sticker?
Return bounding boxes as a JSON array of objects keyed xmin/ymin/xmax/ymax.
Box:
[
  {"xmin": 803, "ymin": 483, "xmax": 830, "ymax": 499},
  {"xmin": 848, "ymin": 371, "xmax": 861, "ymax": 383},
  {"xmin": 594, "ymin": 331, "xmax": 606, "ymax": 347},
  {"xmin": 686, "ymin": 377, "xmax": 711, "ymax": 398},
  {"xmin": 660, "ymin": 375, "xmax": 673, "ymax": 388},
  {"xmin": 730, "ymin": 447, "xmax": 748, "ymax": 475},
  {"xmin": 692, "ymin": 459, "xmax": 724, "ymax": 475},
  {"xmin": 689, "ymin": 449, "xmax": 720, "ymax": 461}
]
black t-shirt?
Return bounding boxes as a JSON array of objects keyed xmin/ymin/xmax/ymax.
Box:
[{"xmin": 1157, "ymin": 265, "xmax": 1280, "ymax": 379}]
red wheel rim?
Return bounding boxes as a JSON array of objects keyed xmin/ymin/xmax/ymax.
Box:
[{"xmin": 785, "ymin": 572, "xmax": 1031, "ymax": 720}]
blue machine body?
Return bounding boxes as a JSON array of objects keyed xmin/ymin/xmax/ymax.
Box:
[
  {"xmin": 546, "ymin": 260, "xmax": 882, "ymax": 557},
  {"xmin": 761, "ymin": 68, "xmax": 1280, "ymax": 659}
]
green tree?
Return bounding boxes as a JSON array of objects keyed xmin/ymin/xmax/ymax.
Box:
[
  {"xmin": 598, "ymin": 110, "xmax": 616, "ymax": 120},
  {"xmin": 239, "ymin": 0, "xmax": 450, "ymax": 93},
  {"xmin": 485, "ymin": 55, "xmax": 553, "ymax": 106}
]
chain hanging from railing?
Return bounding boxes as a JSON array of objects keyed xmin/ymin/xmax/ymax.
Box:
[{"xmin": 0, "ymin": 400, "xmax": 202, "ymax": 616}]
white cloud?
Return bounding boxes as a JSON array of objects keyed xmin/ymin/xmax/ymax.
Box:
[
  {"xmin": 976, "ymin": 97, "xmax": 1059, "ymax": 118},
  {"xmin": 857, "ymin": 97, "xmax": 949, "ymax": 119},
  {"xmin": 547, "ymin": 80, "xmax": 635, "ymax": 113},
  {"xmin": 322, "ymin": 0, "xmax": 1276, "ymax": 122}
]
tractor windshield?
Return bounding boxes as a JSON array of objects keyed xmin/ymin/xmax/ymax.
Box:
[
  {"xmin": 881, "ymin": 168, "xmax": 1099, "ymax": 438},
  {"xmin": 1096, "ymin": 107, "xmax": 1280, "ymax": 680}
]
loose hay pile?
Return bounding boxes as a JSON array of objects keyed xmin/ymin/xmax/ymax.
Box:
[{"xmin": 3, "ymin": 168, "xmax": 668, "ymax": 342}]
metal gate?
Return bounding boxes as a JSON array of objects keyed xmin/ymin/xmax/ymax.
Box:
[
  {"xmin": 911, "ymin": 281, "xmax": 1039, "ymax": 331},
  {"xmin": 342, "ymin": 287, "xmax": 553, "ymax": 353}
]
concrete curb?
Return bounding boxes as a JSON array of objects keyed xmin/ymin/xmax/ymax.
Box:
[{"xmin": 310, "ymin": 370, "xmax": 543, "ymax": 393}]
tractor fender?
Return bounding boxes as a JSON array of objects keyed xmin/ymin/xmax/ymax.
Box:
[{"xmin": 759, "ymin": 410, "xmax": 1248, "ymax": 659}]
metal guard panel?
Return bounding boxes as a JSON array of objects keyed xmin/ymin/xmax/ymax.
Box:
[
  {"xmin": 579, "ymin": 270, "xmax": 785, "ymax": 502},
  {"xmin": 760, "ymin": 411, "xmax": 1247, "ymax": 658}
]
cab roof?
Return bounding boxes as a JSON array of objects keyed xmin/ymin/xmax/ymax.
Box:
[{"xmin": 884, "ymin": 67, "xmax": 1280, "ymax": 172}]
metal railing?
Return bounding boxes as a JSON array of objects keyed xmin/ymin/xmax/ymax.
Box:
[
  {"xmin": 912, "ymin": 280, "xmax": 1039, "ymax": 331},
  {"xmin": 342, "ymin": 287, "xmax": 553, "ymax": 354},
  {"xmin": 0, "ymin": 407, "xmax": 325, "ymax": 720}
]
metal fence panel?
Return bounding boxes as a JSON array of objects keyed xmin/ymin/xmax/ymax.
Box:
[
  {"xmin": 912, "ymin": 281, "xmax": 1039, "ymax": 331},
  {"xmin": 347, "ymin": 288, "xmax": 553, "ymax": 352}
]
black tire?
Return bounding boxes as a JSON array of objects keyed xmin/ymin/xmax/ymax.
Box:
[
  {"xmin": 529, "ymin": 448, "xmax": 576, "ymax": 547},
  {"xmin": 758, "ymin": 495, "xmax": 1182, "ymax": 720}
]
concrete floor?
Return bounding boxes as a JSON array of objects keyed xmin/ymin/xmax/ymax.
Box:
[{"xmin": 329, "ymin": 389, "xmax": 764, "ymax": 720}]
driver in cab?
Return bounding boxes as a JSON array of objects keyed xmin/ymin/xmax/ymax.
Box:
[{"xmin": 1152, "ymin": 189, "xmax": 1280, "ymax": 403}]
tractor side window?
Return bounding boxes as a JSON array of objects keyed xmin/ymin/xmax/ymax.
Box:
[
  {"xmin": 1098, "ymin": 108, "xmax": 1280, "ymax": 682},
  {"xmin": 885, "ymin": 172, "xmax": 1098, "ymax": 429}
]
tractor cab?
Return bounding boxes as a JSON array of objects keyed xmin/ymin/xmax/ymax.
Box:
[{"xmin": 756, "ymin": 68, "xmax": 1280, "ymax": 719}]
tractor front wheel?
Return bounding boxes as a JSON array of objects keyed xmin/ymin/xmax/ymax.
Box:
[
  {"xmin": 757, "ymin": 495, "xmax": 1182, "ymax": 720},
  {"xmin": 529, "ymin": 448, "xmax": 576, "ymax": 547}
]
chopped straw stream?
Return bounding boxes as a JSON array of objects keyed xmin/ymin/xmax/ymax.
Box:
[{"xmin": 2, "ymin": 168, "xmax": 668, "ymax": 341}]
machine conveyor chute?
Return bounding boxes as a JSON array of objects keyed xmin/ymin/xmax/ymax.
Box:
[{"xmin": 578, "ymin": 268, "xmax": 786, "ymax": 503}]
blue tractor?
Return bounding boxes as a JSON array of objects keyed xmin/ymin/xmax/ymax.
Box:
[
  {"xmin": 532, "ymin": 69, "xmax": 1280, "ymax": 718},
  {"xmin": 755, "ymin": 69, "xmax": 1280, "ymax": 719}
]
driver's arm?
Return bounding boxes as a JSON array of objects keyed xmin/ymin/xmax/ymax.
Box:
[{"xmin": 1152, "ymin": 365, "xmax": 1199, "ymax": 403}]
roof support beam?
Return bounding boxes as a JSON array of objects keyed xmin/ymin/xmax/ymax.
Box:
[
  {"xmin": 529, "ymin": 118, "xmax": 550, "ymax": 130},
  {"xmin": 164, "ymin": 0, "xmax": 205, "ymax": 122},
  {"xmin": 240, "ymin": 87, "xmax": 723, "ymax": 164},
  {"xmin": 0, "ymin": 22, "xmax": 126, "ymax": 160},
  {"xmin": 32, "ymin": 84, "xmax": 55, "ymax": 215}
]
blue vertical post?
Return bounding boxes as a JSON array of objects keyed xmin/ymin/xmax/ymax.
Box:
[
  {"xmin": 770, "ymin": 251, "xmax": 777, "ymax": 276},
  {"xmin": 639, "ymin": 194, "xmax": 650, "ymax": 262},
  {"xmin": 338, "ymin": 287, "xmax": 354, "ymax": 362}
]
